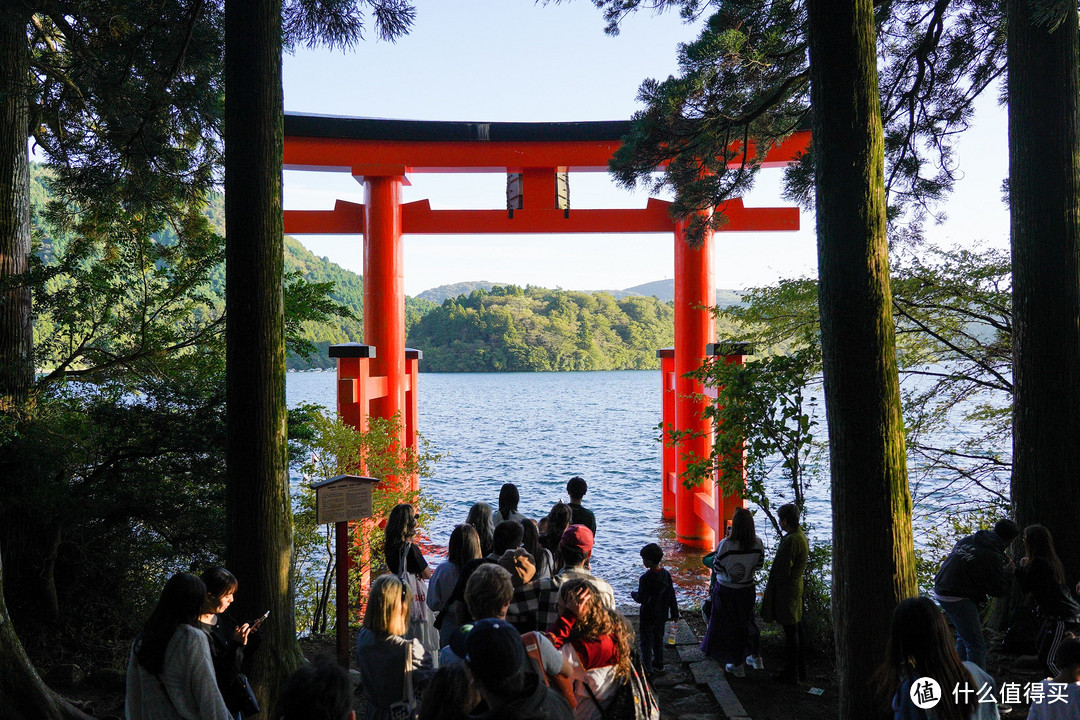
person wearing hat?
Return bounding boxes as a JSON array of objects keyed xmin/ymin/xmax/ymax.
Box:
[
  {"xmin": 440, "ymin": 565, "xmax": 571, "ymax": 681},
  {"xmin": 464, "ymin": 618, "xmax": 573, "ymax": 720},
  {"xmin": 552, "ymin": 525, "xmax": 614, "ymax": 609},
  {"xmin": 507, "ymin": 524, "xmax": 614, "ymax": 633}
]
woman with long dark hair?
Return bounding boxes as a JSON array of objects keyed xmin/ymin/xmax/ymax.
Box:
[
  {"xmin": 466, "ymin": 502, "xmax": 495, "ymax": 557},
  {"xmin": 522, "ymin": 518, "xmax": 554, "ymax": 579},
  {"xmin": 125, "ymin": 573, "xmax": 231, "ymax": 720},
  {"xmin": 197, "ymin": 567, "xmax": 262, "ymax": 719},
  {"xmin": 496, "ymin": 482, "xmax": 527, "ymax": 524},
  {"xmin": 1016, "ymin": 524, "xmax": 1080, "ymax": 676},
  {"xmin": 542, "ymin": 501, "xmax": 573, "ymax": 572},
  {"xmin": 875, "ymin": 596, "xmax": 997, "ymax": 720},
  {"xmin": 701, "ymin": 506, "xmax": 764, "ymax": 676},
  {"xmin": 385, "ymin": 503, "xmax": 438, "ymax": 662},
  {"xmin": 427, "ymin": 524, "xmax": 482, "ymax": 646}
]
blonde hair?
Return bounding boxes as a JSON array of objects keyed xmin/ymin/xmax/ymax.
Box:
[{"xmin": 364, "ymin": 574, "xmax": 412, "ymax": 636}]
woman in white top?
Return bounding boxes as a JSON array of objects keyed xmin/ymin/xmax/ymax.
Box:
[
  {"xmin": 125, "ymin": 573, "xmax": 231, "ymax": 720},
  {"xmin": 701, "ymin": 506, "xmax": 764, "ymax": 676},
  {"xmin": 496, "ymin": 483, "xmax": 528, "ymax": 525}
]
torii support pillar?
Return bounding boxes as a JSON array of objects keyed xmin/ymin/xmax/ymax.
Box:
[
  {"xmin": 702, "ymin": 342, "xmax": 752, "ymax": 536},
  {"xmin": 364, "ymin": 175, "xmax": 407, "ymax": 487},
  {"xmin": 329, "ymin": 342, "xmax": 376, "ymax": 667},
  {"xmin": 673, "ymin": 214, "xmax": 716, "ymax": 550},
  {"xmin": 657, "ymin": 347, "xmax": 676, "ymax": 520}
]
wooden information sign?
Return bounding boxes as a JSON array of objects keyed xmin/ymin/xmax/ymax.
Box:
[{"xmin": 312, "ymin": 475, "xmax": 376, "ymax": 524}]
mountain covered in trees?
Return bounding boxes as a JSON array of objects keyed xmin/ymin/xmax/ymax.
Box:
[{"xmin": 407, "ymin": 285, "xmax": 675, "ymax": 371}]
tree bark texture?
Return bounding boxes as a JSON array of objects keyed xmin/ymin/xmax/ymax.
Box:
[
  {"xmin": 1007, "ymin": 0, "xmax": 1080, "ymax": 585},
  {"xmin": 0, "ymin": 545, "xmax": 93, "ymax": 720},
  {"xmin": 0, "ymin": 10, "xmax": 32, "ymax": 408},
  {"xmin": 806, "ymin": 0, "xmax": 918, "ymax": 717},
  {"xmin": 224, "ymin": 0, "xmax": 302, "ymax": 714}
]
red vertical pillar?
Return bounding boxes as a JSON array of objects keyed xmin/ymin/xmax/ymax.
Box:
[
  {"xmin": 707, "ymin": 342, "xmax": 751, "ymax": 536},
  {"xmin": 363, "ymin": 175, "xmax": 406, "ymax": 486},
  {"xmin": 657, "ymin": 348, "xmax": 676, "ymax": 520},
  {"xmin": 404, "ymin": 348, "xmax": 422, "ymax": 492},
  {"xmin": 673, "ymin": 214, "xmax": 716, "ymax": 550},
  {"xmin": 330, "ymin": 342, "xmax": 375, "ymax": 667}
]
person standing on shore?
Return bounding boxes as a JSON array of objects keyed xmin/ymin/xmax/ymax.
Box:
[
  {"xmin": 566, "ymin": 476, "xmax": 596, "ymax": 537},
  {"xmin": 761, "ymin": 503, "xmax": 808, "ymax": 684}
]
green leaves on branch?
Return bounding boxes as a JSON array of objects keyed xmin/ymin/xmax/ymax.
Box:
[
  {"xmin": 671, "ymin": 344, "xmax": 820, "ymax": 535},
  {"xmin": 290, "ymin": 407, "xmax": 442, "ymax": 636}
]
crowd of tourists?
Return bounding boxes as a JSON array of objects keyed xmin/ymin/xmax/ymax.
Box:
[
  {"xmin": 122, "ymin": 477, "xmax": 1080, "ymax": 720},
  {"xmin": 698, "ymin": 509, "xmax": 1080, "ymax": 720}
]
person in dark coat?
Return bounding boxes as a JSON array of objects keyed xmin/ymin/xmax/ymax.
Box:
[
  {"xmin": 631, "ymin": 542, "xmax": 680, "ymax": 675},
  {"xmin": 1015, "ymin": 524, "xmax": 1080, "ymax": 676},
  {"xmin": 464, "ymin": 618, "xmax": 573, "ymax": 720},
  {"xmin": 197, "ymin": 567, "xmax": 262, "ymax": 719},
  {"xmin": 760, "ymin": 503, "xmax": 808, "ymax": 684},
  {"xmin": 933, "ymin": 518, "xmax": 1019, "ymax": 670},
  {"xmin": 566, "ymin": 476, "xmax": 597, "ymax": 537}
]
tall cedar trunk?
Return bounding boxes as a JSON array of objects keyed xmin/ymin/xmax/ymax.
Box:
[
  {"xmin": 806, "ymin": 0, "xmax": 918, "ymax": 717},
  {"xmin": 224, "ymin": 0, "xmax": 302, "ymax": 713},
  {"xmin": 1007, "ymin": 0, "xmax": 1080, "ymax": 584},
  {"xmin": 0, "ymin": 10, "xmax": 31, "ymax": 407},
  {"xmin": 0, "ymin": 13, "xmax": 86, "ymax": 720}
]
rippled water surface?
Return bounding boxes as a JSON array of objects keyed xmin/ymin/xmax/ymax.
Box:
[
  {"xmin": 287, "ymin": 370, "xmax": 719, "ymax": 602},
  {"xmin": 286, "ymin": 369, "xmax": 1002, "ymax": 604}
]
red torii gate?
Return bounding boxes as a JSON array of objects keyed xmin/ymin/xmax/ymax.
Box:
[{"xmin": 283, "ymin": 114, "xmax": 807, "ymax": 550}]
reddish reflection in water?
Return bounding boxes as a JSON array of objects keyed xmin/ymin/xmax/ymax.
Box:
[{"xmin": 653, "ymin": 521, "xmax": 712, "ymax": 606}]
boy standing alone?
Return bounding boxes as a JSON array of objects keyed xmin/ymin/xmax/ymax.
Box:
[
  {"xmin": 631, "ymin": 542, "xmax": 680, "ymax": 676},
  {"xmin": 566, "ymin": 476, "xmax": 597, "ymax": 536}
]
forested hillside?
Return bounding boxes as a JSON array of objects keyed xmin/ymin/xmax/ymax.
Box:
[{"xmin": 407, "ymin": 285, "xmax": 675, "ymax": 371}]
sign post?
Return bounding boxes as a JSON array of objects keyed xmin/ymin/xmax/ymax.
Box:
[{"xmin": 312, "ymin": 474, "xmax": 377, "ymax": 667}]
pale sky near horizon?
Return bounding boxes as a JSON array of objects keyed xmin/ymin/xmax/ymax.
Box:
[{"xmin": 282, "ymin": 1, "xmax": 1011, "ymax": 298}]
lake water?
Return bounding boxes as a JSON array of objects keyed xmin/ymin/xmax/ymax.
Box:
[{"xmin": 286, "ymin": 369, "xmax": 997, "ymax": 603}]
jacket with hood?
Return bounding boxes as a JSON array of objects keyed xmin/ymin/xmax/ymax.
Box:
[{"xmin": 933, "ymin": 529, "xmax": 1012, "ymax": 605}]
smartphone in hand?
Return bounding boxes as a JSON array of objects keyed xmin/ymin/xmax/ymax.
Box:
[{"xmin": 252, "ymin": 610, "xmax": 270, "ymax": 629}]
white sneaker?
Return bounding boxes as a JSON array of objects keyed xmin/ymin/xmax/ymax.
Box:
[
  {"xmin": 746, "ymin": 655, "xmax": 764, "ymax": 670},
  {"xmin": 724, "ymin": 662, "xmax": 746, "ymax": 678}
]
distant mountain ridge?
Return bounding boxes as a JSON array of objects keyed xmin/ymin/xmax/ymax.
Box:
[{"xmin": 417, "ymin": 279, "xmax": 744, "ymax": 306}]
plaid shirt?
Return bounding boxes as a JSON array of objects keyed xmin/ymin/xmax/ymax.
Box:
[{"xmin": 507, "ymin": 567, "xmax": 615, "ymax": 632}]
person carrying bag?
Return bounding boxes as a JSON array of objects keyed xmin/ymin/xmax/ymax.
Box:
[{"xmin": 385, "ymin": 503, "xmax": 440, "ymax": 665}]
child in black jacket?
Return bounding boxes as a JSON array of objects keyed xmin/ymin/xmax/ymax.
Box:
[{"xmin": 631, "ymin": 543, "xmax": 680, "ymax": 675}]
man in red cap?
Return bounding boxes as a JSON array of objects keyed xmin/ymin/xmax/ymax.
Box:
[{"xmin": 507, "ymin": 524, "xmax": 614, "ymax": 632}]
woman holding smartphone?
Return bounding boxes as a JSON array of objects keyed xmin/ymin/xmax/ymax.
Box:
[
  {"xmin": 198, "ymin": 567, "xmax": 264, "ymax": 719},
  {"xmin": 126, "ymin": 573, "xmax": 231, "ymax": 720}
]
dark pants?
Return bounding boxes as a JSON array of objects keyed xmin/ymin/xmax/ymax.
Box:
[
  {"xmin": 639, "ymin": 619, "xmax": 665, "ymax": 670},
  {"xmin": 782, "ymin": 621, "xmax": 806, "ymax": 680},
  {"xmin": 1037, "ymin": 617, "xmax": 1080, "ymax": 676},
  {"xmin": 701, "ymin": 584, "xmax": 760, "ymax": 666}
]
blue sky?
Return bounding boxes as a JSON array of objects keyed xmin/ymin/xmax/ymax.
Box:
[{"xmin": 282, "ymin": 1, "xmax": 1010, "ymax": 297}]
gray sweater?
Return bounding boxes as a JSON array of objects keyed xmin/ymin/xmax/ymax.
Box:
[{"xmin": 125, "ymin": 623, "xmax": 232, "ymax": 720}]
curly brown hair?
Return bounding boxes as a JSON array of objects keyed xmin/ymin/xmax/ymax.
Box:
[{"xmin": 560, "ymin": 578, "xmax": 633, "ymax": 680}]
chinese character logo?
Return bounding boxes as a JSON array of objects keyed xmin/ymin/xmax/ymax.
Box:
[{"xmin": 911, "ymin": 677, "xmax": 942, "ymax": 710}]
